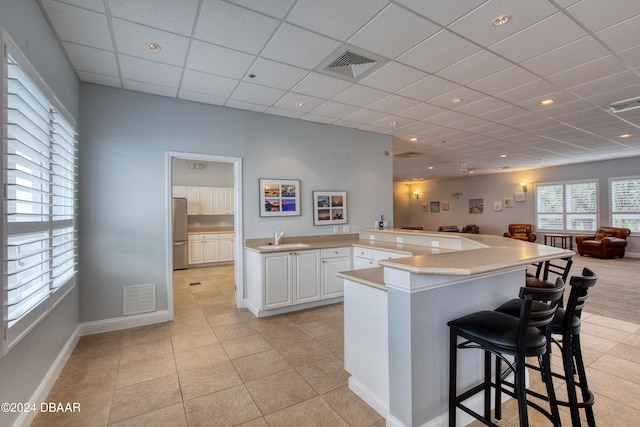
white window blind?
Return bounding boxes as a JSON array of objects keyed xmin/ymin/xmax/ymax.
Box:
[
  {"xmin": 2, "ymin": 30, "xmax": 78, "ymax": 354},
  {"xmin": 536, "ymin": 181, "xmax": 597, "ymax": 232},
  {"xmin": 611, "ymin": 177, "xmax": 640, "ymax": 232}
]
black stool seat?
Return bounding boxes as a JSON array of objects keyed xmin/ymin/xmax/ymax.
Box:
[
  {"xmin": 495, "ymin": 301, "xmax": 581, "ymax": 335},
  {"xmin": 448, "ymin": 284, "xmax": 565, "ymax": 427}
]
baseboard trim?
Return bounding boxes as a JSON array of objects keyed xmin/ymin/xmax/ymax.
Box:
[
  {"xmin": 79, "ymin": 310, "xmax": 170, "ymax": 336},
  {"xmin": 13, "ymin": 325, "xmax": 81, "ymax": 427}
]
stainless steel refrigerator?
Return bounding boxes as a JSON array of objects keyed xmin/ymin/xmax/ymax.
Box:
[{"xmin": 172, "ymin": 198, "xmax": 189, "ymax": 270}]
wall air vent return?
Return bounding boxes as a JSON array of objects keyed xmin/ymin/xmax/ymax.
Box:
[
  {"xmin": 123, "ymin": 283, "xmax": 156, "ymax": 316},
  {"xmin": 316, "ymin": 45, "xmax": 388, "ymax": 82},
  {"xmin": 395, "ymin": 151, "xmax": 424, "ymax": 158},
  {"xmin": 608, "ymin": 96, "xmax": 640, "ymax": 113}
]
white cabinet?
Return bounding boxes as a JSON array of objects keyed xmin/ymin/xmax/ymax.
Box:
[
  {"xmin": 213, "ymin": 187, "xmax": 234, "ymax": 215},
  {"xmin": 293, "ymin": 250, "xmax": 321, "ymax": 304},
  {"xmin": 352, "ymin": 246, "xmax": 409, "ymax": 270},
  {"xmin": 188, "ymin": 232, "xmax": 234, "ymax": 265},
  {"xmin": 321, "ymin": 247, "xmax": 351, "ymax": 298},
  {"xmin": 172, "ymin": 186, "xmax": 187, "ymax": 198},
  {"xmin": 218, "ymin": 233, "xmax": 234, "ymax": 262},
  {"xmin": 186, "ymin": 187, "xmax": 214, "ymax": 215}
]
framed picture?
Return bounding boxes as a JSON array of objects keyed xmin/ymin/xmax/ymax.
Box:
[
  {"xmin": 493, "ymin": 201, "xmax": 503, "ymax": 211},
  {"xmin": 515, "ymin": 192, "xmax": 526, "ymax": 202},
  {"xmin": 469, "ymin": 198, "xmax": 484, "ymax": 214},
  {"xmin": 504, "ymin": 197, "xmax": 514, "ymax": 208},
  {"xmin": 313, "ymin": 191, "xmax": 347, "ymax": 225},
  {"xmin": 421, "ymin": 203, "xmax": 428, "ymax": 211},
  {"xmin": 259, "ymin": 179, "xmax": 300, "ymax": 217},
  {"xmin": 442, "ymin": 202, "xmax": 449, "ymax": 211},
  {"xmin": 430, "ymin": 201, "xmax": 440, "ymax": 213}
]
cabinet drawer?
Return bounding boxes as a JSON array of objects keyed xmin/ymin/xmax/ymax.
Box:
[
  {"xmin": 321, "ymin": 247, "xmax": 351, "ymax": 258},
  {"xmin": 218, "ymin": 233, "xmax": 234, "ymax": 240},
  {"xmin": 374, "ymin": 250, "xmax": 409, "ymax": 261},
  {"xmin": 353, "ymin": 247, "xmax": 374, "ymax": 259},
  {"xmin": 188, "ymin": 233, "xmax": 219, "ymax": 241}
]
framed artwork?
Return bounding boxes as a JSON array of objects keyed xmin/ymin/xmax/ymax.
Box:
[
  {"xmin": 430, "ymin": 201, "xmax": 440, "ymax": 213},
  {"xmin": 442, "ymin": 202, "xmax": 449, "ymax": 211},
  {"xmin": 493, "ymin": 201, "xmax": 503, "ymax": 211},
  {"xmin": 421, "ymin": 203, "xmax": 428, "ymax": 211},
  {"xmin": 515, "ymin": 192, "xmax": 526, "ymax": 202},
  {"xmin": 504, "ymin": 197, "xmax": 514, "ymax": 208},
  {"xmin": 313, "ymin": 191, "xmax": 347, "ymax": 225},
  {"xmin": 469, "ymin": 198, "xmax": 484, "ymax": 214},
  {"xmin": 259, "ymin": 179, "xmax": 300, "ymax": 217}
]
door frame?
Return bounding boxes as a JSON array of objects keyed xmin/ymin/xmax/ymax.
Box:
[{"xmin": 165, "ymin": 151, "xmax": 244, "ymax": 319}]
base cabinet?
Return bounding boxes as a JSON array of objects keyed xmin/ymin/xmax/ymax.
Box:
[
  {"xmin": 189, "ymin": 233, "xmax": 234, "ymax": 265},
  {"xmin": 321, "ymin": 247, "xmax": 351, "ymax": 298},
  {"xmin": 352, "ymin": 247, "xmax": 408, "ymax": 270},
  {"xmin": 262, "ymin": 250, "xmax": 320, "ymax": 309}
]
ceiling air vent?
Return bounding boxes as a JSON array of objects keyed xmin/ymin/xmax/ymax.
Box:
[
  {"xmin": 316, "ymin": 45, "xmax": 387, "ymax": 82},
  {"xmin": 395, "ymin": 151, "xmax": 424, "ymax": 158},
  {"xmin": 608, "ymin": 96, "xmax": 640, "ymax": 113}
]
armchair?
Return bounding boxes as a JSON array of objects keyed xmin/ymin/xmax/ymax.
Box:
[
  {"xmin": 503, "ymin": 224, "xmax": 537, "ymax": 242},
  {"xmin": 575, "ymin": 226, "xmax": 631, "ymax": 259}
]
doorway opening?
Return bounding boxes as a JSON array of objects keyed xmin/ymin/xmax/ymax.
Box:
[{"xmin": 166, "ymin": 152, "xmax": 244, "ymax": 319}]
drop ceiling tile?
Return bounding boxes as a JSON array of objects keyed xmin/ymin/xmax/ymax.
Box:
[
  {"xmin": 332, "ymin": 120, "xmax": 365, "ymax": 129},
  {"xmin": 448, "ymin": 0, "xmax": 558, "ymax": 47},
  {"xmin": 225, "ymin": 0, "xmax": 296, "ymax": 18},
  {"xmin": 291, "ymin": 73, "xmax": 353, "ymax": 99},
  {"xmin": 310, "ymin": 101, "xmax": 361, "ymax": 119},
  {"xmin": 118, "ymin": 55, "xmax": 182, "ymax": 87},
  {"xmin": 112, "ymin": 19, "xmax": 189, "ymax": 67},
  {"xmin": 424, "ymin": 110, "xmax": 470, "ymax": 126},
  {"xmin": 342, "ymin": 109, "xmax": 390, "ymax": 125},
  {"xmin": 230, "ymin": 82, "xmax": 285, "ymax": 106},
  {"xmin": 397, "ymin": 30, "xmax": 481, "ymax": 73},
  {"xmin": 478, "ymin": 105, "xmax": 528, "ymax": 122},
  {"xmin": 566, "ymin": 0, "xmax": 640, "ymax": 33},
  {"xmin": 181, "ymin": 69, "xmax": 238, "ymax": 98},
  {"xmin": 585, "ymin": 82, "xmax": 640, "ymax": 107},
  {"xmin": 618, "ymin": 45, "xmax": 640, "ymax": 67},
  {"xmin": 195, "ymin": 0, "xmax": 279, "ymax": 54},
  {"xmin": 224, "ymin": 99, "xmax": 269, "ymax": 113},
  {"xmin": 467, "ymin": 66, "xmax": 538, "ymax": 95},
  {"xmin": 398, "ymin": 75, "xmax": 460, "ymax": 102},
  {"xmin": 436, "ymin": 50, "xmax": 512, "ymax": 85},
  {"xmin": 108, "ymin": 0, "xmax": 199, "ymax": 36},
  {"xmin": 367, "ymin": 95, "xmax": 420, "ymax": 115},
  {"xmin": 396, "ymin": 120, "xmax": 440, "ymax": 135},
  {"xmin": 47, "ymin": 0, "xmax": 104, "ymax": 12},
  {"xmin": 186, "ymin": 40, "xmax": 255, "ymax": 79},
  {"xmin": 359, "ymin": 62, "xmax": 427, "ymax": 93},
  {"xmin": 396, "ymin": 103, "xmax": 447, "ymax": 121},
  {"xmin": 359, "ymin": 124, "xmax": 395, "ymax": 134},
  {"xmin": 76, "ymin": 70, "xmax": 121, "ymax": 87},
  {"xmin": 332, "ymin": 85, "xmax": 389, "ymax": 107},
  {"xmin": 520, "ymin": 37, "xmax": 611, "ymax": 78},
  {"xmin": 62, "ymin": 42, "xmax": 118, "ymax": 76},
  {"xmin": 394, "ymin": 0, "xmax": 487, "ymax": 26},
  {"xmin": 597, "ymin": 15, "xmax": 640, "ymax": 53},
  {"xmin": 545, "ymin": 55, "xmax": 627, "ymax": 88},
  {"xmin": 272, "ymin": 92, "xmax": 324, "ymax": 112},
  {"xmin": 178, "ymin": 90, "xmax": 227, "ymax": 106},
  {"xmin": 123, "ymin": 79, "xmax": 178, "ymax": 97},
  {"xmin": 301, "ymin": 114, "xmax": 338, "ymax": 125},
  {"xmin": 489, "ymin": 12, "xmax": 588, "ymax": 64},
  {"xmin": 41, "ymin": 0, "xmax": 112, "ymax": 50},
  {"xmin": 261, "ymin": 24, "xmax": 341, "ymax": 69},
  {"xmin": 455, "ymin": 97, "xmax": 511, "ymax": 116},
  {"xmin": 536, "ymin": 99, "xmax": 594, "ymax": 118},
  {"xmin": 244, "ymin": 59, "xmax": 308, "ymax": 90},
  {"xmin": 348, "ymin": 3, "xmax": 440, "ymax": 58},
  {"xmin": 265, "ymin": 107, "xmax": 306, "ymax": 119},
  {"xmin": 496, "ymin": 79, "xmax": 558, "ymax": 104},
  {"xmin": 429, "ymin": 87, "xmax": 485, "ymax": 110},
  {"xmin": 569, "ymin": 70, "xmax": 640, "ymax": 98},
  {"xmin": 287, "ymin": 0, "xmax": 387, "ymax": 40}
]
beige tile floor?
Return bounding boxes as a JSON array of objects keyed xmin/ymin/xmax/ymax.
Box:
[{"xmin": 32, "ymin": 265, "xmax": 640, "ymax": 426}]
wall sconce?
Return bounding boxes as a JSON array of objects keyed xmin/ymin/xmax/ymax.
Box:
[
  {"xmin": 451, "ymin": 192, "xmax": 463, "ymax": 199},
  {"xmin": 520, "ymin": 182, "xmax": 527, "ymax": 192},
  {"xmin": 413, "ymin": 191, "xmax": 419, "ymax": 199}
]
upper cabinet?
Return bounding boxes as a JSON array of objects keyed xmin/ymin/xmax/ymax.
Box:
[{"xmin": 174, "ymin": 186, "xmax": 233, "ymax": 216}]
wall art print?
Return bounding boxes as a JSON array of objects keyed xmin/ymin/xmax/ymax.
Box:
[
  {"xmin": 469, "ymin": 198, "xmax": 484, "ymax": 214},
  {"xmin": 313, "ymin": 191, "xmax": 347, "ymax": 225},
  {"xmin": 430, "ymin": 201, "xmax": 440, "ymax": 213},
  {"xmin": 259, "ymin": 179, "xmax": 300, "ymax": 217}
]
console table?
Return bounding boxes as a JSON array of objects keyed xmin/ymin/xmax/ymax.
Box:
[{"xmin": 544, "ymin": 233, "xmax": 573, "ymax": 250}]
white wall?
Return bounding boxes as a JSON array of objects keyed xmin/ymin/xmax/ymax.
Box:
[
  {"xmin": 398, "ymin": 156, "xmax": 640, "ymax": 254},
  {"xmin": 0, "ymin": 1, "xmax": 80, "ymax": 425},
  {"xmin": 79, "ymin": 83, "xmax": 393, "ymax": 323}
]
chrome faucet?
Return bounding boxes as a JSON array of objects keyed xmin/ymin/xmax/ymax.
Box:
[{"xmin": 275, "ymin": 227, "xmax": 284, "ymax": 245}]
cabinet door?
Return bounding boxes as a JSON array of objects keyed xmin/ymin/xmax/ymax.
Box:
[
  {"xmin": 199, "ymin": 187, "xmax": 214, "ymax": 215},
  {"xmin": 353, "ymin": 257, "xmax": 375, "ymax": 270},
  {"xmin": 186, "ymin": 187, "xmax": 200, "ymax": 215},
  {"xmin": 293, "ymin": 250, "xmax": 320, "ymax": 303},
  {"xmin": 212, "ymin": 187, "xmax": 227, "ymax": 215},
  {"xmin": 321, "ymin": 256, "xmax": 349, "ymax": 298},
  {"xmin": 172, "ymin": 186, "xmax": 186, "ymax": 198},
  {"xmin": 226, "ymin": 187, "xmax": 234, "ymax": 215},
  {"xmin": 264, "ymin": 253, "xmax": 292, "ymax": 308},
  {"xmin": 203, "ymin": 237, "xmax": 219, "ymax": 263},
  {"xmin": 188, "ymin": 239, "xmax": 203, "ymax": 264},
  {"xmin": 218, "ymin": 237, "xmax": 234, "ymax": 261}
]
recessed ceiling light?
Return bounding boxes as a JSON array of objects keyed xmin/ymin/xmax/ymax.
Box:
[
  {"xmin": 452, "ymin": 97, "xmax": 462, "ymax": 104},
  {"xmin": 500, "ymin": 154, "xmax": 508, "ymax": 158},
  {"xmin": 619, "ymin": 133, "xmax": 631, "ymax": 138},
  {"xmin": 189, "ymin": 162, "xmax": 205, "ymax": 169},
  {"xmin": 390, "ymin": 121, "xmax": 398, "ymax": 126},
  {"xmin": 409, "ymin": 137, "xmax": 418, "ymax": 142},
  {"xmin": 539, "ymin": 99, "xmax": 555, "ymax": 106},
  {"xmin": 295, "ymin": 102, "xmax": 305, "ymax": 107},
  {"xmin": 428, "ymin": 166, "xmax": 434, "ymax": 170},
  {"xmin": 145, "ymin": 42, "xmax": 161, "ymax": 52},
  {"xmin": 492, "ymin": 15, "xmax": 510, "ymax": 26}
]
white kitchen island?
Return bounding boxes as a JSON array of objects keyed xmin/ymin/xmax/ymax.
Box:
[{"xmin": 338, "ymin": 229, "xmax": 573, "ymax": 427}]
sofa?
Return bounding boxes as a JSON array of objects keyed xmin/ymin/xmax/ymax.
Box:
[
  {"xmin": 503, "ymin": 224, "xmax": 537, "ymax": 242},
  {"xmin": 575, "ymin": 226, "xmax": 631, "ymax": 258}
]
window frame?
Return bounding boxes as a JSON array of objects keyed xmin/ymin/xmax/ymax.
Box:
[
  {"xmin": 609, "ymin": 175, "xmax": 640, "ymax": 234},
  {"xmin": 534, "ymin": 179, "xmax": 599, "ymax": 233},
  {"xmin": 2, "ymin": 28, "xmax": 78, "ymax": 355}
]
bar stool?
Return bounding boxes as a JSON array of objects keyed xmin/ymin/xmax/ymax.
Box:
[
  {"xmin": 496, "ymin": 268, "xmax": 597, "ymax": 426},
  {"xmin": 448, "ymin": 281, "xmax": 564, "ymax": 427},
  {"xmin": 526, "ymin": 257, "xmax": 573, "ymax": 289}
]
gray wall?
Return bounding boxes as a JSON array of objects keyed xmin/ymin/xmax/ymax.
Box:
[
  {"xmin": 399, "ymin": 156, "xmax": 640, "ymax": 255},
  {"xmin": 79, "ymin": 83, "xmax": 393, "ymax": 323},
  {"xmin": 0, "ymin": 0, "xmax": 80, "ymax": 425}
]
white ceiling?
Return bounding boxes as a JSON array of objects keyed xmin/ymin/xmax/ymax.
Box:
[{"xmin": 39, "ymin": 0, "xmax": 640, "ymax": 181}]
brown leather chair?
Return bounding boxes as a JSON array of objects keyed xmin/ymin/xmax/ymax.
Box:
[
  {"xmin": 503, "ymin": 224, "xmax": 537, "ymax": 242},
  {"xmin": 575, "ymin": 226, "xmax": 631, "ymax": 258}
]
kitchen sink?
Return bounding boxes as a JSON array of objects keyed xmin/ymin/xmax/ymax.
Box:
[{"xmin": 258, "ymin": 243, "xmax": 311, "ymax": 250}]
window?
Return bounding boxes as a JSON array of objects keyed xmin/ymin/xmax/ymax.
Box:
[
  {"xmin": 610, "ymin": 177, "xmax": 640, "ymax": 233},
  {"xmin": 536, "ymin": 180, "xmax": 597, "ymax": 232},
  {"xmin": 2, "ymin": 30, "xmax": 78, "ymax": 354}
]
